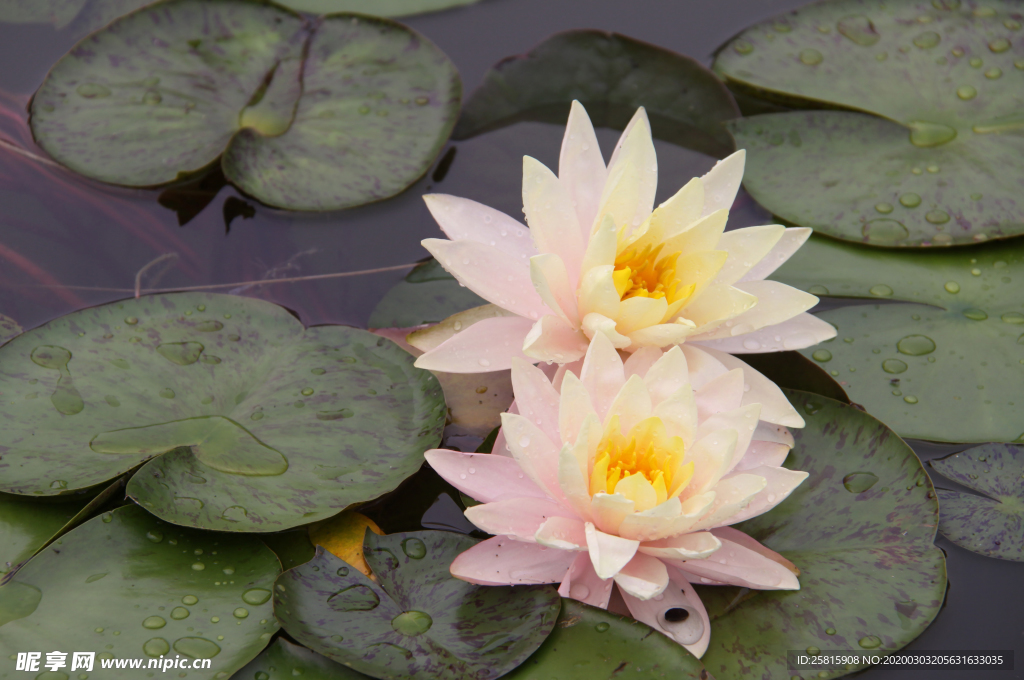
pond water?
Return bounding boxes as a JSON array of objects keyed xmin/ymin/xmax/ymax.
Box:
[{"xmin": 0, "ymin": 0, "xmax": 1021, "ymax": 677}]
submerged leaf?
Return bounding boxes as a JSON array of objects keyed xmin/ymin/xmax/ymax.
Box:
[
  {"xmin": 0, "ymin": 292, "xmax": 446, "ymax": 532},
  {"xmin": 454, "ymin": 30, "xmax": 739, "ymax": 158},
  {"xmin": 715, "ymin": 0, "xmax": 1024, "ymax": 246},
  {"xmin": 698, "ymin": 390, "xmax": 946, "ymax": 679},
  {"xmin": 930, "ymin": 443, "xmax": 1024, "ymax": 562},
  {"xmin": 275, "ymin": 532, "xmax": 561, "ymax": 680},
  {"xmin": 774, "ymin": 234, "xmax": 1024, "ymax": 443},
  {"xmin": 29, "ymin": 0, "xmax": 461, "ymax": 211}
]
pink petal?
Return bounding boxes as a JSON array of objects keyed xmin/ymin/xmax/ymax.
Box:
[
  {"xmin": 623, "ymin": 346, "xmax": 663, "ymax": 381},
  {"xmin": 414, "ymin": 315, "xmax": 535, "ymax": 373},
  {"xmin": 559, "ymin": 101, "xmax": 608, "ymax": 239},
  {"xmin": 642, "ymin": 346, "xmax": 690, "ymax": 406},
  {"xmin": 740, "ymin": 227, "xmax": 811, "ymax": 283},
  {"xmin": 753, "ymin": 421, "xmax": 795, "ymax": 447},
  {"xmin": 688, "ymin": 474, "xmax": 767, "ymax": 532},
  {"xmin": 691, "ymin": 312, "xmax": 836, "ymax": 354},
  {"xmin": 425, "ymin": 449, "xmax": 547, "ymax": 502},
  {"xmin": 715, "ymin": 465, "xmax": 809, "ymax": 527},
  {"xmin": 535, "ymin": 516, "xmax": 589, "ymax": 550},
  {"xmin": 558, "ymin": 551, "xmax": 615, "ymax": 608},
  {"xmin": 679, "ymin": 344, "xmax": 729, "ymax": 389},
  {"xmin": 579, "ymin": 332, "xmax": 626, "ymax": 422},
  {"xmin": 510, "ymin": 358, "xmax": 562, "ymax": 447},
  {"xmin": 612, "ymin": 552, "xmax": 669, "ymax": 600},
  {"xmin": 523, "ymin": 315, "xmax": 589, "ymax": 364},
  {"xmin": 696, "ymin": 403, "xmax": 761, "ymax": 474},
  {"xmin": 530, "ymin": 253, "xmax": 580, "ymax": 327},
  {"xmin": 523, "ymin": 156, "xmax": 585, "ymax": 286},
  {"xmin": 423, "ymin": 194, "xmax": 537, "ymax": 261},
  {"xmin": 450, "ymin": 536, "xmax": 576, "ymax": 585},
  {"xmin": 731, "ymin": 440, "xmax": 791, "ymax": 472},
  {"xmin": 665, "ymin": 536, "xmax": 799, "ymax": 590},
  {"xmin": 689, "ymin": 345, "xmax": 803, "ymax": 427},
  {"xmin": 710, "ymin": 527, "xmax": 799, "ymax": 575},
  {"xmin": 694, "ymin": 368, "xmax": 745, "ymax": 420},
  {"xmin": 465, "ymin": 497, "xmax": 577, "ymax": 542},
  {"xmin": 621, "ymin": 567, "xmax": 710, "ymax": 657},
  {"xmin": 639, "ymin": 531, "xmax": 722, "ymax": 561},
  {"xmin": 558, "ymin": 372, "xmax": 598, "ymax": 447},
  {"xmin": 502, "ymin": 412, "xmax": 564, "ymax": 502},
  {"xmin": 586, "ymin": 522, "xmax": 640, "ymax": 579}
]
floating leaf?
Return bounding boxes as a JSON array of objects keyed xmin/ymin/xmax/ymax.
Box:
[
  {"xmin": 929, "ymin": 443, "xmax": 1024, "ymax": 561},
  {"xmin": 0, "ymin": 494, "xmax": 87, "ymax": 576},
  {"xmin": 0, "ymin": 314, "xmax": 21, "ymax": 346},
  {"xmin": 233, "ymin": 638, "xmax": 371, "ymax": 680},
  {"xmin": 0, "ymin": 293, "xmax": 446, "ymax": 532},
  {"xmin": 275, "ymin": 532, "xmax": 561, "ymax": 679},
  {"xmin": 308, "ymin": 511, "xmax": 384, "ymax": 577},
  {"xmin": 739, "ymin": 350, "xmax": 850, "ymax": 404},
  {"xmin": 697, "ymin": 390, "xmax": 946, "ymax": 679},
  {"xmin": 502, "ymin": 599, "xmax": 705, "ymax": 680},
  {"xmin": 773, "ymin": 234, "xmax": 1024, "ymax": 443},
  {"xmin": 715, "ymin": 0, "xmax": 1024, "ymax": 246},
  {"xmin": 29, "ymin": 0, "xmax": 461, "ymax": 211},
  {"xmin": 453, "ymin": 30, "xmax": 740, "ymax": 158},
  {"xmin": 368, "ymin": 260, "xmax": 485, "ymax": 329},
  {"xmin": 0, "ymin": 505, "xmax": 280, "ymax": 674}
]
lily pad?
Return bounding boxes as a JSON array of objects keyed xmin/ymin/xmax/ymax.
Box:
[
  {"xmin": 739, "ymin": 350, "xmax": 850, "ymax": 404},
  {"xmin": 0, "ymin": 292, "xmax": 446, "ymax": 532},
  {"xmin": 29, "ymin": 0, "xmax": 461, "ymax": 211},
  {"xmin": 502, "ymin": 599, "xmax": 705, "ymax": 680},
  {"xmin": 714, "ymin": 0, "xmax": 1024, "ymax": 246},
  {"xmin": 1, "ymin": 495, "xmax": 87, "ymax": 577},
  {"xmin": 696, "ymin": 390, "xmax": 945, "ymax": 679},
  {"xmin": 772, "ymin": 233, "xmax": 1024, "ymax": 443},
  {"xmin": 453, "ymin": 30, "xmax": 740, "ymax": 158},
  {"xmin": 0, "ymin": 504, "xmax": 280, "ymax": 677},
  {"xmin": 232, "ymin": 638, "xmax": 371, "ymax": 680},
  {"xmin": 308, "ymin": 511, "xmax": 384, "ymax": 577},
  {"xmin": 0, "ymin": 314, "xmax": 21, "ymax": 345},
  {"xmin": 274, "ymin": 531, "xmax": 561, "ymax": 679},
  {"xmin": 368, "ymin": 260, "xmax": 485, "ymax": 329},
  {"xmin": 929, "ymin": 443, "xmax": 1024, "ymax": 561}
]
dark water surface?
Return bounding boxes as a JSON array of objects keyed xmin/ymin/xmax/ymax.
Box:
[{"xmin": 0, "ymin": 0, "xmax": 1021, "ymax": 677}]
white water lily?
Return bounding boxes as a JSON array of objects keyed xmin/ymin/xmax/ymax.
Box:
[
  {"xmin": 413, "ymin": 100, "xmax": 835, "ymax": 373},
  {"xmin": 426, "ymin": 333, "xmax": 808, "ymax": 657}
]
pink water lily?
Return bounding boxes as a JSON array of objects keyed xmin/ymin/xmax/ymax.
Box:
[
  {"xmin": 414, "ymin": 100, "xmax": 835, "ymax": 373},
  {"xmin": 425, "ymin": 333, "xmax": 808, "ymax": 657}
]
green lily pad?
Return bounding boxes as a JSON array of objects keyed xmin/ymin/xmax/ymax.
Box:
[
  {"xmin": 696, "ymin": 390, "xmax": 946, "ymax": 679},
  {"xmin": 29, "ymin": 0, "xmax": 461, "ymax": 211},
  {"xmin": 738, "ymin": 350, "xmax": 850, "ymax": 404},
  {"xmin": 232, "ymin": 638, "xmax": 371, "ymax": 680},
  {"xmin": 0, "ymin": 292, "xmax": 446, "ymax": 532},
  {"xmin": 0, "ymin": 314, "xmax": 21, "ymax": 346},
  {"xmin": 929, "ymin": 443, "xmax": 1024, "ymax": 561},
  {"xmin": 502, "ymin": 599, "xmax": 705, "ymax": 680},
  {"xmin": 714, "ymin": 0, "xmax": 1024, "ymax": 246},
  {"xmin": 772, "ymin": 233, "xmax": 1024, "ymax": 443},
  {"xmin": 275, "ymin": 531, "xmax": 561, "ymax": 679},
  {"xmin": 368, "ymin": 260, "xmax": 485, "ymax": 329},
  {"xmin": 0, "ymin": 504, "xmax": 280, "ymax": 676},
  {"xmin": 1, "ymin": 495, "xmax": 87, "ymax": 577},
  {"xmin": 453, "ymin": 30, "xmax": 740, "ymax": 158}
]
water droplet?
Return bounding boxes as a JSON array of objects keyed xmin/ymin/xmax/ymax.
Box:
[
  {"xmin": 143, "ymin": 638, "xmax": 170, "ymax": 658},
  {"xmin": 989, "ymin": 38, "xmax": 1011, "ymax": 53},
  {"xmin": 957, "ymin": 85, "xmax": 977, "ymax": 100},
  {"xmin": 242, "ymin": 588, "xmax": 271, "ymax": 606},
  {"xmin": 191, "ymin": 562, "xmax": 205, "ymax": 571},
  {"xmin": 826, "ymin": 627, "xmax": 837, "ymax": 635},
  {"xmin": 478, "ymin": 358, "xmax": 490, "ymax": 367},
  {"xmin": 233, "ymin": 608, "xmax": 248, "ymax": 619},
  {"xmin": 182, "ymin": 595, "xmax": 199, "ymax": 605},
  {"xmin": 837, "ymin": 15, "xmax": 880, "ymax": 46},
  {"xmin": 146, "ymin": 530, "xmax": 164, "ymax": 543},
  {"xmin": 904, "ymin": 395, "xmax": 919, "ymax": 404},
  {"xmin": 173, "ymin": 637, "xmax": 221, "ymax": 659},
  {"xmin": 804, "ymin": 401, "xmax": 822, "ymax": 416},
  {"xmin": 807, "ymin": 646, "xmax": 821, "ymax": 656},
  {"xmin": 869, "ymin": 284, "xmax": 894, "ymax": 297},
  {"xmin": 882, "ymin": 359, "xmax": 908, "ymax": 374},
  {"xmin": 171, "ymin": 607, "xmax": 189, "ymax": 620},
  {"xmin": 568, "ymin": 584, "xmax": 590, "ymax": 599},
  {"xmin": 812, "ymin": 349, "xmax": 832, "ymax": 362},
  {"xmin": 220, "ymin": 506, "xmax": 248, "ymax": 522},
  {"xmin": 337, "ymin": 567, "xmax": 349, "ymax": 577},
  {"xmin": 415, "ymin": 96, "xmax": 429, "ymax": 105},
  {"xmin": 31, "ymin": 346, "xmax": 84, "ymax": 415},
  {"xmin": 518, "ymin": 435, "xmax": 530, "ymax": 447},
  {"xmin": 799, "ymin": 48, "xmax": 823, "ymax": 65},
  {"xmin": 944, "ymin": 281, "xmax": 960, "ymax": 293},
  {"xmin": 402, "ymin": 538, "xmax": 427, "ymax": 559},
  {"xmin": 808, "ymin": 284, "xmax": 829, "ymax": 296},
  {"xmin": 897, "ymin": 335, "xmax": 936, "ymax": 356},
  {"xmin": 143, "ymin": 616, "xmax": 166, "ymax": 629},
  {"xmin": 1001, "ymin": 312, "xmax": 1024, "ymax": 324},
  {"xmin": 160, "ymin": 388, "xmax": 176, "ymax": 399},
  {"xmin": 391, "ymin": 610, "xmax": 433, "ymax": 636},
  {"xmin": 985, "ymin": 67, "xmax": 1003, "ymax": 79},
  {"xmin": 925, "ymin": 210, "xmax": 950, "ymax": 224},
  {"xmin": 899, "ymin": 193, "xmax": 922, "ymax": 208},
  {"xmin": 77, "ymin": 83, "xmax": 111, "ymax": 98},
  {"xmin": 328, "ymin": 585, "xmax": 380, "ymax": 612},
  {"xmin": 913, "ymin": 31, "xmax": 941, "ymax": 48},
  {"xmin": 742, "ymin": 338, "xmax": 761, "ymax": 350},
  {"xmin": 862, "ymin": 219, "xmax": 909, "ymax": 244},
  {"xmin": 157, "ymin": 342, "xmax": 205, "ymax": 366},
  {"xmin": 858, "ymin": 635, "xmax": 883, "ymax": 649},
  {"xmin": 909, "ymin": 121, "xmax": 954, "ymax": 146},
  {"xmin": 843, "ymin": 471, "xmax": 879, "ymax": 493},
  {"xmin": 316, "ymin": 408, "xmax": 353, "ymax": 421},
  {"xmin": 250, "ymin": 412, "xmax": 264, "ymax": 421},
  {"xmin": 733, "ymin": 40, "xmax": 754, "ymax": 54},
  {"xmin": 963, "ymin": 308, "xmax": 988, "ymax": 321}
]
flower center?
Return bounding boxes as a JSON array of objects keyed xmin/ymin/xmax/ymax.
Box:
[
  {"xmin": 589, "ymin": 415, "xmax": 694, "ymax": 512},
  {"xmin": 612, "ymin": 242, "xmax": 686, "ymax": 302}
]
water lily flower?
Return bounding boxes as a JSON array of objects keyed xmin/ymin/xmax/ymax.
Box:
[
  {"xmin": 413, "ymin": 100, "xmax": 835, "ymax": 373},
  {"xmin": 425, "ymin": 333, "xmax": 808, "ymax": 657}
]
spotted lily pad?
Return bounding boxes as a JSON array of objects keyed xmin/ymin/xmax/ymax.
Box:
[
  {"xmin": 696, "ymin": 390, "xmax": 946, "ymax": 679},
  {"xmin": 29, "ymin": 0, "xmax": 461, "ymax": 211},
  {"xmin": 274, "ymin": 531, "xmax": 561, "ymax": 679},
  {"xmin": 502, "ymin": 599, "xmax": 705, "ymax": 680},
  {"xmin": 0, "ymin": 314, "xmax": 21, "ymax": 346},
  {"xmin": 929, "ymin": 443, "xmax": 1024, "ymax": 561},
  {"xmin": 453, "ymin": 30, "xmax": 740, "ymax": 158},
  {"xmin": 232, "ymin": 638, "xmax": 371, "ymax": 680},
  {"xmin": 772, "ymin": 233, "xmax": 1024, "ymax": 443},
  {"xmin": 0, "ymin": 505, "xmax": 280, "ymax": 677},
  {"xmin": 0, "ymin": 292, "xmax": 446, "ymax": 532},
  {"xmin": 715, "ymin": 0, "xmax": 1024, "ymax": 246}
]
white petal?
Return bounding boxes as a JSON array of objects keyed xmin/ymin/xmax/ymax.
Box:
[
  {"xmin": 680, "ymin": 283, "xmax": 757, "ymax": 330},
  {"xmin": 692, "ymin": 313, "xmax": 837, "ymax": 354},
  {"xmin": 639, "ymin": 531, "xmax": 722, "ymax": 561},
  {"xmin": 613, "ymin": 552, "xmax": 669, "ymax": 600},
  {"xmin": 616, "ymin": 492, "xmax": 716, "ymax": 542},
  {"xmin": 712, "ymin": 224, "xmax": 786, "ymax": 287},
  {"xmin": 700, "ymin": 149, "xmax": 744, "ymax": 217},
  {"xmin": 623, "ymin": 346, "xmax": 664, "ymax": 382},
  {"xmin": 694, "ymin": 368, "xmax": 745, "ymax": 420},
  {"xmin": 688, "ymin": 345, "xmax": 804, "ymax": 427},
  {"xmin": 579, "ymin": 332, "xmax": 626, "ymax": 421},
  {"xmin": 688, "ymin": 474, "xmax": 767, "ymax": 532},
  {"xmin": 679, "ymin": 344, "xmax": 729, "ymax": 389},
  {"xmin": 753, "ymin": 421, "xmax": 795, "ymax": 447},
  {"xmin": 626, "ymin": 321, "xmax": 694, "ymax": 349},
  {"xmin": 558, "ymin": 371, "xmax": 599, "ymax": 447},
  {"xmin": 530, "ymin": 253, "xmax": 580, "ymax": 327},
  {"xmin": 585, "ymin": 522, "xmax": 640, "ymax": 579},
  {"xmin": 732, "ymin": 440, "xmax": 791, "ymax": 472},
  {"xmin": 601, "ymin": 108, "xmax": 657, "ymax": 231},
  {"xmin": 652, "ymin": 386, "xmax": 698, "ymax": 447},
  {"xmin": 423, "ymin": 194, "xmax": 536, "ymax": 261},
  {"xmin": 690, "ymin": 280, "xmax": 819, "ymax": 342},
  {"xmin": 621, "ymin": 567, "xmax": 711, "ymax": 657},
  {"xmin": 606, "ymin": 374, "xmax": 653, "ymax": 432},
  {"xmin": 580, "ymin": 214, "xmax": 619, "ymax": 275},
  {"xmin": 559, "ymin": 101, "xmax": 608, "ymax": 238},
  {"xmin": 741, "ymin": 227, "xmax": 811, "ymax": 282},
  {"xmin": 590, "ymin": 492, "xmax": 635, "ymax": 536},
  {"xmin": 683, "ymin": 429, "xmax": 738, "ymax": 498},
  {"xmin": 578, "ymin": 265, "xmax": 622, "ymax": 320},
  {"xmin": 643, "ymin": 346, "xmax": 690, "ymax": 405},
  {"xmin": 559, "ymin": 441, "xmax": 595, "ymax": 521},
  {"xmin": 523, "ymin": 315, "xmax": 590, "ymax": 364}
]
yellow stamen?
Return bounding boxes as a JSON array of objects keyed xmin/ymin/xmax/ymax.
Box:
[
  {"xmin": 588, "ymin": 415, "xmax": 693, "ymax": 512},
  {"xmin": 613, "ymin": 228, "xmax": 695, "ymax": 308}
]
